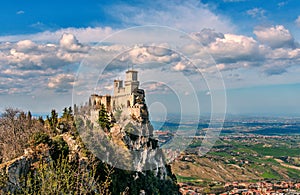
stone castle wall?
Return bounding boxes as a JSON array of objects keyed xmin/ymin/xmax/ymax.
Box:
[
  {"xmin": 89, "ymin": 70, "xmax": 144, "ymax": 119},
  {"xmin": 90, "ymin": 94, "xmax": 111, "ymax": 111}
]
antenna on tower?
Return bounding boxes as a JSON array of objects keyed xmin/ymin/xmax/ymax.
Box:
[
  {"xmin": 131, "ymin": 64, "xmax": 134, "ymax": 70},
  {"xmin": 127, "ymin": 62, "xmax": 129, "ymax": 71}
]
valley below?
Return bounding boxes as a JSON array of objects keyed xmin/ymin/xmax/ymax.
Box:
[{"xmin": 154, "ymin": 117, "xmax": 300, "ymax": 194}]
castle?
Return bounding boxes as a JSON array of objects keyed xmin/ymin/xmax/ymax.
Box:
[{"xmin": 89, "ymin": 70, "xmax": 146, "ymax": 122}]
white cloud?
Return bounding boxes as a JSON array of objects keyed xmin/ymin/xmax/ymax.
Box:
[
  {"xmin": 254, "ymin": 25, "xmax": 296, "ymax": 48},
  {"xmin": 16, "ymin": 40, "xmax": 37, "ymax": 51},
  {"xmin": 16, "ymin": 10, "xmax": 24, "ymax": 15},
  {"xmin": 125, "ymin": 46, "xmax": 180, "ymax": 65},
  {"xmin": 0, "ymin": 34, "xmax": 89, "ymax": 95},
  {"xmin": 0, "ymin": 27, "xmax": 114, "ymax": 43},
  {"xmin": 1, "ymin": 24, "xmax": 300, "ymax": 98},
  {"xmin": 246, "ymin": 8, "xmax": 266, "ymax": 19},
  {"xmin": 48, "ymin": 74, "xmax": 74, "ymax": 93},
  {"xmin": 208, "ymin": 33, "xmax": 264, "ymax": 64},
  {"xmin": 0, "ymin": 34, "xmax": 90, "ymax": 71},
  {"xmin": 142, "ymin": 82, "xmax": 171, "ymax": 94},
  {"xmin": 59, "ymin": 33, "xmax": 88, "ymax": 52},
  {"xmin": 188, "ymin": 26, "xmax": 300, "ymax": 75},
  {"xmin": 105, "ymin": 0, "xmax": 235, "ymax": 33},
  {"xmin": 192, "ymin": 28, "xmax": 224, "ymax": 46},
  {"xmin": 173, "ymin": 61, "xmax": 186, "ymax": 71}
]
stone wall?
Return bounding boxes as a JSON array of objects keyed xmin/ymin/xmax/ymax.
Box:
[
  {"xmin": 111, "ymin": 93, "xmax": 135, "ymax": 111},
  {"xmin": 90, "ymin": 94, "xmax": 111, "ymax": 112}
]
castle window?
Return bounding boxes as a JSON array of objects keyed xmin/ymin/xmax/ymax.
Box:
[{"xmin": 127, "ymin": 100, "xmax": 130, "ymax": 107}]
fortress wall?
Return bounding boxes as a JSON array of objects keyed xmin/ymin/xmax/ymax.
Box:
[
  {"xmin": 90, "ymin": 95, "xmax": 101, "ymax": 107},
  {"xmin": 91, "ymin": 70, "xmax": 142, "ymax": 114},
  {"xmin": 90, "ymin": 110, "xmax": 99, "ymax": 123},
  {"xmin": 114, "ymin": 87, "xmax": 125, "ymax": 95},
  {"xmin": 90, "ymin": 95, "xmax": 112, "ymax": 112},
  {"xmin": 128, "ymin": 105, "xmax": 142, "ymax": 119},
  {"xmin": 111, "ymin": 94, "xmax": 135, "ymax": 110},
  {"xmin": 102, "ymin": 96, "xmax": 111, "ymax": 112}
]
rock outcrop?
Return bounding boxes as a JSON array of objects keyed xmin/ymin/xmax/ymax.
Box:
[
  {"xmin": 0, "ymin": 133, "xmax": 85, "ymax": 194},
  {"xmin": 0, "ymin": 154, "xmax": 33, "ymax": 193},
  {"xmin": 77, "ymin": 74, "xmax": 180, "ymax": 194}
]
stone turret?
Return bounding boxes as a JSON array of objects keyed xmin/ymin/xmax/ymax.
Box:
[
  {"xmin": 113, "ymin": 80, "xmax": 124, "ymax": 95},
  {"xmin": 124, "ymin": 70, "xmax": 139, "ymax": 94},
  {"xmin": 110, "ymin": 69, "xmax": 143, "ymax": 111}
]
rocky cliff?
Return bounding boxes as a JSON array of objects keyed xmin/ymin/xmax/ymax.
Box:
[
  {"xmin": 0, "ymin": 133, "xmax": 83, "ymax": 193},
  {"xmin": 0, "ymin": 88, "xmax": 179, "ymax": 194},
  {"xmin": 76, "ymin": 88, "xmax": 179, "ymax": 194}
]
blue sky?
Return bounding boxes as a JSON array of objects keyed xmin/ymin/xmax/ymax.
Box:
[{"xmin": 0, "ymin": 0, "xmax": 300, "ymax": 116}]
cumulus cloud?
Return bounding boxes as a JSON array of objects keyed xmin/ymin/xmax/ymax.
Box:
[
  {"xmin": 173, "ymin": 61, "xmax": 186, "ymax": 71},
  {"xmin": 124, "ymin": 46, "xmax": 180, "ymax": 65},
  {"xmin": 0, "ymin": 77, "xmax": 26, "ymax": 95},
  {"xmin": 0, "ymin": 34, "xmax": 89, "ymax": 95},
  {"xmin": 186, "ymin": 25, "xmax": 300, "ymax": 75},
  {"xmin": 59, "ymin": 33, "xmax": 88, "ymax": 52},
  {"xmin": 0, "ymin": 34, "xmax": 89, "ymax": 71},
  {"xmin": 192, "ymin": 28, "xmax": 224, "ymax": 46},
  {"xmin": 208, "ymin": 33, "xmax": 264, "ymax": 64},
  {"xmin": 254, "ymin": 25, "xmax": 296, "ymax": 48},
  {"xmin": 16, "ymin": 40, "xmax": 37, "ymax": 52},
  {"xmin": 48, "ymin": 74, "xmax": 75, "ymax": 93},
  {"xmin": 1, "ymin": 24, "xmax": 300, "ymax": 97}
]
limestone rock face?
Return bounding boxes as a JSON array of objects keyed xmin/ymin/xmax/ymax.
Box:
[
  {"xmin": 0, "ymin": 152, "xmax": 35, "ymax": 193},
  {"xmin": 76, "ymin": 70, "xmax": 180, "ymax": 194},
  {"xmin": 0, "ymin": 133, "xmax": 84, "ymax": 194}
]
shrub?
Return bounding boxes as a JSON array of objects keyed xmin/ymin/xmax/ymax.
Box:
[
  {"xmin": 20, "ymin": 156, "xmax": 112, "ymax": 195},
  {"xmin": 30, "ymin": 132, "xmax": 51, "ymax": 146}
]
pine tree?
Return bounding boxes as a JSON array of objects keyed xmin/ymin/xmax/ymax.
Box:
[
  {"xmin": 68, "ymin": 106, "xmax": 73, "ymax": 120},
  {"xmin": 98, "ymin": 104, "xmax": 111, "ymax": 132},
  {"xmin": 47, "ymin": 109, "xmax": 58, "ymax": 133},
  {"xmin": 27, "ymin": 111, "xmax": 32, "ymax": 120}
]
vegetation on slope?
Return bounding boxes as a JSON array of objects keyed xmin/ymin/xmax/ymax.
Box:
[
  {"xmin": 0, "ymin": 107, "xmax": 180, "ymax": 194},
  {"xmin": 0, "ymin": 107, "xmax": 112, "ymax": 194}
]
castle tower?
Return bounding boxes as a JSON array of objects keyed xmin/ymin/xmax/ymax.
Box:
[
  {"xmin": 114, "ymin": 80, "xmax": 123, "ymax": 95},
  {"xmin": 125, "ymin": 70, "xmax": 139, "ymax": 94}
]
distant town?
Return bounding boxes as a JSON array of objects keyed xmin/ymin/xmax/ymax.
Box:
[{"xmin": 153, "ymin": 116, "xmax": 300, "ymax": 194}]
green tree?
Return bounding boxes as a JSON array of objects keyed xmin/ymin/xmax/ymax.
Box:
[
  {"xmin": 38, "ymin": 116, "xmax": 44, "ymax": 125},
  {"xmin": 27, "ymin": 111, "xmax": 32, "ymax": 121},
  {"xmin": 62, "ymin": 107, "xmax": 68, "ymax": 119},
  {"xmin": 62, "ymin": 106, "xmax": 73, "ymax": 121},
  {"xmin": 21, "ymin": 156, "xmax": 112, "ymax": 195},
  {"xmin": 98, "ymin": 104, "xmax": 111, "ymax": 132},
  {"xmin": 47, "ymin": 109, "xmax": 58, "ymax": 133},
  {"xmin": 68, "ymin": 106, "xmax": 73, "ymax": 117}
]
